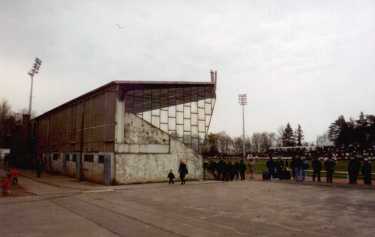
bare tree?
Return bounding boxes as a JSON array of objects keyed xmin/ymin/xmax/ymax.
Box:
[{"xmin": 216, "ymin": 132, "xmax": 234, "ymax": 154}]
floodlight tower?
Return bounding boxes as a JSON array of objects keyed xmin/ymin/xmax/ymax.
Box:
[
  {"xmin": 28, "ymin": 58, "xmax": 42, "ymax": 116},
  {"xmin": 238, "ymin": 94, "xmax": 247, "ymax": 159}
]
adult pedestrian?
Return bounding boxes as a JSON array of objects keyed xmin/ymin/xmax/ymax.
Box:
[
  {"xmin": 294, "ymin": 156, "xmax": 303, "ymax": 182},
  {"xmin": 228, "ymin": 162, "xmax": 235, "ymax": 181},
  {"xmin": 348, "ymin": 157, "xmax": 361, "ymax": 184},
  {"xmin": 178, "ymin": 160, "xmax": 188, "ymax": 185},
  {"xmin": 36, "ymin": 157, "xmax": 44, "ymax": 178},
  {"xmin": 266, "ymin": 155, "xmax": 275, "ymax": 179},
  {"xmin": 217, "ymin": 160, "xmax": 225, "ymax": 181},
  {"xmin": 234, "ymin": 161, "xmax": 240, "ymax": 180},
  {"xmin": 312, "ymin": 157, "xmax": 322, "ymax": 182},
  {"xmin": 290, "ymin": 156, "xmax": 296, "ymax": 180},
  {"xmin": 248, "ymin": 157, "xmax": 256, "ymax": 180},
  {"xmin": 324, "ymin": 157, "xmax": 336, "ymax": 183},
  {"xmin": 275, "ymin": 158, "xmax": 282, "ymax": 179},
  {"xmin": 239, "ymin": 159, "xmax": 246, "ymax": 180},
  {"xmin": 362, "ymin": 158, "xmax": 372, "ymax": 185},
  {"xmin": 301, "ymin": 157, "xmax": 309, "ymax": 181}
]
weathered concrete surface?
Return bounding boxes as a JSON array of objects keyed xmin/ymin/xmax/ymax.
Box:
[
  {"xmin": 1, "ymin": 178, "xmax": 375, "ymax": 237},
  {"xmin": 115, "ymin": 113, "xmax": 203, "ymax": 184}
]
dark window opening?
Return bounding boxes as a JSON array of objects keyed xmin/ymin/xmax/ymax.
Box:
[
  {"xmin": 64, "ymin": 154, "xmax": 70, "ymax": 162},
  {"xmin": 53, "ymin": 154, "xmax": 59, "ymax": 161},
  {"xmin": 84, "ymin": 154, "xmax": 94, "ymax": 162},
  {"xmin": 98, "ymin": 155, "xmax": 105, "ymax": 164}
]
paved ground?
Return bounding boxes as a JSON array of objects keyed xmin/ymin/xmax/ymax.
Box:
[{"xmin": 1, "ymin": 174, "xmax": 375, "ymax": 237}]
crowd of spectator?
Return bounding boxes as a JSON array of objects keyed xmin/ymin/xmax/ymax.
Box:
[
  {"xmin": 203, "ymin": 145, "xmax": 374, "ymax": 186},
  {"xmin": 268, "ymin": 145, "xmax": 375, "ymax": 160},
  {"xmin": 263, "ymin": 154, "xmax": 372, "ymax": 185}
]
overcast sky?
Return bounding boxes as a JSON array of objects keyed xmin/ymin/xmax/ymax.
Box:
[{"xmin": 1, "ymin": 0, "xmax": 375, "ymax": 142}]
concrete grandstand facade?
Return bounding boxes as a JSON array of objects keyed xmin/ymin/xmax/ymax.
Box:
[{"xmin": 34, "ymin": 76, "xmax": 216, "ymax": 185}]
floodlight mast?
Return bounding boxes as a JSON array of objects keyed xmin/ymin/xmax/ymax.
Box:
[
  {"xmin": 28, "ymin": 58, "xmax": 42, "ymax": 116},
  {"xmin": 238, "ymin": 94, "xmax": 247, "ymax": 159}
]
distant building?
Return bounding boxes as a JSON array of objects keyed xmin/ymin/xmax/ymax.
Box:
[
  {"xmin": 316, "ymin": 133, "xmax": 333, "ymax": 147},
  {"xmin": 34, "ymin": 74, "xmax": 217, "ymax": 184}
]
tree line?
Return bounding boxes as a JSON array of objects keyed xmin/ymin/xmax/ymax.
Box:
[
  {"xmin": 202, "ymin": 123, "xmax": 306, "ymax": 156},
  {"xmin": 328, "ymin": 112, "xmax": 375, "ymax": 148}
]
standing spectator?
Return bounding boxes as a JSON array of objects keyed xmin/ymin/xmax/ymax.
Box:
[
  {"xmin": 239, "ymin": 160, "xmax": 246, "ymax": 180},
  {"xmin": 234, "ymin": 161, "xmax": 240, "ymax": 180},
  {"xmin": 284, "ymin": 159, "xmax": 289, "ymax": 169},
  {"xmin": 324, "ymin": 157, "xmax": 336, "ymax": 183},
  {"xmin": 294, "ymin": 157, "xmax": 303, "ymax": 182},
  {"xmin": 348, "ymin": 157, "xmax": 361, "ymax": 184},
  {"xmin": 275, "ymin": 158, "xmax": 282, "ymax": 179},
  {"xmin": 302, "ymin": 157, "xmax": 309, "ymax": 181},
  {"xmin": 178, "ymin": 161, "xmax": 188, "ymax": 185},
  {"xmin": 362, "ymin": 158, "xmax": 372, "ymax": 185},
  {"xmin": 248, "ymin": 157, "xmax": 256, "ymax": 180},
  {"xmin": 224, "ymin": 162, "xmax": 231, "ymax": 181},
  {"xmin": 217, "ymin": 160, "xmax": 225, "ymax": 181},
  {"xmin": 266, "ymin": 155, "xmax": 275, "ymax": 179},
  {"xmin": 290, "ymin": 156, "xmax": 296, "ymax": 180},
  {"xmin": 312, "ymin": 157, "xmax": 322, "ymax": 182}
]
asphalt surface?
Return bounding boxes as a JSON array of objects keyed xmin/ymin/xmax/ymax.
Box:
[{"xmin": 1, "ymin": 177, "xmax": 375, "ymax": 237}]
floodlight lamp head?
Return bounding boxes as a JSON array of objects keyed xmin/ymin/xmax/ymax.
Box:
[{"xmin": 238, "ymin": 93, "xmax": 247, "ymax": 105}]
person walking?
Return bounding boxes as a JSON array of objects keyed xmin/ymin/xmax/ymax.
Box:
[
  {"xmin": 178, "ymin": 161, "xmax": 188, "ymax": 185},
  {"xmin": 168, "ymin": 169, "xmax": 175, "ymax": 184},
  {"xmin": 312, "ymin": 157, "xmax": 322, "ymax": 182},
  {"xmin": 362, "ymin": 158, "xmax": 372, "ymax": 185}
]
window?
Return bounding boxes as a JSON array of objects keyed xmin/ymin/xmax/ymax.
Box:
[
  {"xmin": 98, "ymin": 155, "xmax": 105, "ymax": 164},
  {"xmin": 64, "ymin": 154, "xmax": 70, "ymax": 162},
  {"xmin": 53, "ymin": 153, "xmax": 59, "ymax": 161},
  {"xmin": 84, "ymin": 154, "xmax": 94, "ymax": 162},
  {"xmin": 72, "ymin": 154, "xmax": 77, "ymax": 162}
]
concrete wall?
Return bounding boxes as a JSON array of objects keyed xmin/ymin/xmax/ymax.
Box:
[{"xmin": 114, "ymin": 112, "xmax": 203, "ymax": 184}]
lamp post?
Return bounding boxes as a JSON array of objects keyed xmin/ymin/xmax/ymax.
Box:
[
  {"xmin": 28, "ymin": 58, "xmax": 42, "ymax": 116},
  {"xmin": 238, "ymin": 94, "xmax": 247, "ymax": 159}
]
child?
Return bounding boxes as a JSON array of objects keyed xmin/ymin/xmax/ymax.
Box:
[
  {"xmin": 1, "ymin": 174, "xmax": 11, "ymax": 196},
  {"xmin": 167, "ymin": 169, "xmax": 175, "ymax": 184},
  {"xmin": 9, "ymin": 168, "xmax": 20, "ymax": 185}
]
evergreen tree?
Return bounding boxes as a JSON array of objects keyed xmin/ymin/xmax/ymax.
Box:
[
  {"xmin": 282, "ymin": 123, "xmax": 295, "ymax": 146},
  {"xmin": 328, "ymin": 115, "xmax": 355, "ymax": 146},
  {"xmin": 295, "ymin": 124, "xmax": 304, "ymax": 146}
]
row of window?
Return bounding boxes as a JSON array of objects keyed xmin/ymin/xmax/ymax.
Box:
[{"xmin": 49, "ymin": 153, "xmax": 108, "ymax": 164}]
